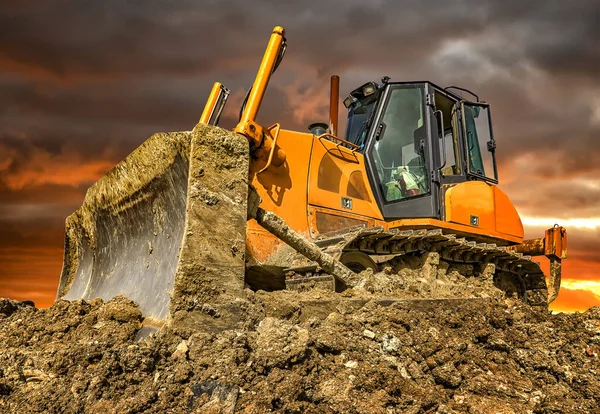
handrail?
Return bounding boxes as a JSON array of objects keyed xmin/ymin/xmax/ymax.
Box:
[{"xmin": 317, "ymin": 133, "xmax": 359, "ymax": 151}]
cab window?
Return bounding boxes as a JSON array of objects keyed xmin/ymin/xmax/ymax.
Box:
[
  {"xmin": 434, "ymin": 92, "xmax": 459, "ymax": 176},
  {"xmin": 462, "ymin": 103, "xmax": 497, "ymax": 181},
  {"xmin": 345, "ymin": 93, "xmax": 378, "ymax": 150},
  {"xmin": 370, "ymin": 86, "xmax": 429, "ymax": 202}
]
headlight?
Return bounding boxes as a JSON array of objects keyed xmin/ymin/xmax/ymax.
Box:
[
  {"xmin": 343, "ymin": 96, "xmax": 355, "ymax": 108},
  {"xmin": 362, "ymin": 83, "xmax": 377, "ymax": 96}
]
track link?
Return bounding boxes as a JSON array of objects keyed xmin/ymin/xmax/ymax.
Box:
[{"xmin": 286, "ymin": 226, "xmax": 549, "ymax": 309}]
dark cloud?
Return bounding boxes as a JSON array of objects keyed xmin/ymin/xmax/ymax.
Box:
[
  {"xmin": 2, "ymin": 0, "xmax": 598, "ymax": 81},
  {"xmin": 561, "ymin": 227, "xmax": 600, "ymax": 259},
  {"xmin": 487, "ymin": 0, "xmax": 600, "ymax": 80},
  {"xmin": 0, "ymin": 217, "xmax": 65, "ymax": 250},
  {"xmin": 0, "ymin": 182, "xmax": 85, "ymax": 205},
  {"xmin": 0, "ymin": 0, "xmax": 268, "ymax": 80},
  {"xmin": 510, "ymin": 179, "xmax": 600, "ymax": 218}
]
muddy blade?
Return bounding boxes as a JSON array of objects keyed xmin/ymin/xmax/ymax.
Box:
[{"xmin": 57, "ymin": 124, "xmax": 250, "ymax": 323}]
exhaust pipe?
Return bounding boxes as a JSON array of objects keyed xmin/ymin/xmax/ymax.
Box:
[{"xmin": 329, "ymin": 75, "xmax": 340, "ymax": 136}]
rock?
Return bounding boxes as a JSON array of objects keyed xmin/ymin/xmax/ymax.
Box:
[
  {"xmin": 254, "ymin": 317, "xmax": 310, "ymax": 369},
  {"xmin": 172, "ymin": 340, "xmax": 189, "ymax": 359},
  {"xmin": 191, "ymin": 381, "xmax": 239, "ymax": 414},
  {"xmin": 381, "ymin": 333, "xmax": 400, "ymax": 353},
  {"xmin": 97, "ymin": 296, "xmax": 142, "ymax": 323},
  {"xmin": 0, "ymin": 298, "xmax": 34, "ymax": 317},
  {"xmin": 362, "ymin": 329, "xmax": 376, "ymax": 339},
  {"xmin": 431, "ymin": 363, "xmax": 462, "ymax": 388}
]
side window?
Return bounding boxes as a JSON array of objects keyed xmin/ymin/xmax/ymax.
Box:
[
  {"xmin": 434, "ymin": 92, "xmax": 459, "ymax": 176},
  {"xmin": 440, "ymin": 131, "xmax": 457, "ymax": 175},
  {"xmin": 370, "ymin": 87, "xmax": 429, "ymax": 202},
  {"xmin": 462, "ymin": 103, "xmax": 497, "ymax": 180},
  {"xmin": 345, "ymin": 94, "xmax": 378, "ymax": 150}
]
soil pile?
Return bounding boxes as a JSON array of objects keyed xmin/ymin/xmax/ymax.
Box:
[{"xmin": 1, "ymin": 282, "xmax": 599, "ymax": 413}]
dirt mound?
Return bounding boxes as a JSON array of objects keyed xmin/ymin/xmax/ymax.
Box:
[
  {"xmin": 1, "ymin": 284, "xmax": 599, "ymax": 413},
  {"xmin": 353, "ymin": 252, "xmax": 502, "ymax": 300}
]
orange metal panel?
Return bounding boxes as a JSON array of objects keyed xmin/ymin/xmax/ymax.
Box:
[
  {"xmin": 307, "ymin": 206, "xmax": 376, "ymax": 237},
  {"xmin": 246, "ymin": 226, "xmax": 284, "ymax": 263},
  {"xmin": 493, "ymin": 185, "xmax": 524, "ymax": 238},
  {"xmin": 248, "ymin": 130, "xmax": 385, "ymax": 261},
  {"xmin": 544, "ymin": 225, "xmax": 568, "ymax": 260},
  {"xmin": 444, "ymin": 181, "xmax": 523, "ymax": 241},
  {"xmin": 248, "ymin": 129, "xmax": 314, "ymax": 239},
  {"xmin": 308, "ymin": 136, "xmax": 383, "ymax": 220},
  {"xmin": 444, "ymin": 181, "xmax": 496, "ymax": 231}
]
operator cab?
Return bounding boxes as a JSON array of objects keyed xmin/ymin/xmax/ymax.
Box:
[{"xmin": 343, "ymin": 79, "xmax": 498, "ymax": 220}]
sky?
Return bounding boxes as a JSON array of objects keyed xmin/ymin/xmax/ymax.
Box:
[{"xmin": 1, "ymin": 0, "xmax": 599, "ymax": 312}]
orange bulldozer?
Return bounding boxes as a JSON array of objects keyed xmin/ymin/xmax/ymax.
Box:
[{"xmin": 56, "ymin": 26, "xmax": 567, "ymax": 328}]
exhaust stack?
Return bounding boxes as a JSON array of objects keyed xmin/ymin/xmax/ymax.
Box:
[{"xmin": 329, "ymin": 75, "xmax": 340, "ymax": 136}]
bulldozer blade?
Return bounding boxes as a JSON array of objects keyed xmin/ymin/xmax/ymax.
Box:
[{"xmin": 57, "ymin": 124, "xmax": 250, "ymax": 325}]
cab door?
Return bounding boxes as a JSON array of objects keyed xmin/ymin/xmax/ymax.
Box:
[
  {"xmin": 461, "ymin": 102, "xmax": 498, "ymax": 182},
  {"xmin": 363, "ymin": 83, "xmax": 439, "ymax": 220}
]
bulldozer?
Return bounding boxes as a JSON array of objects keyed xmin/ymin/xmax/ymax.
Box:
[{"xmin": 56, "ymin": 26, "xmax": 567, "ymax": 328}]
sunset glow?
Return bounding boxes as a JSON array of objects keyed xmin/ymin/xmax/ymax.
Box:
[{"xmin": 522, "ymin": 217, "xmax": 600, "ymax": 230}]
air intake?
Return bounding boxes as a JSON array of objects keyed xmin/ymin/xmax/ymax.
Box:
[{"xmin": 308, "ymin": 122, "xmax": 329, "ymax": 136}]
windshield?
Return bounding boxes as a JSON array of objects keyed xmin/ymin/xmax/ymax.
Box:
[
  {"xmin": 463, "ymin": 103, "xmax": 497, "ymax": 180},
  {"xmin": 345, "ymin": 93, "xmax": 379, "ymax": 150},
  {"xmin": 370, "ymin": 86, "xmax": 429, "ymax": 202}
]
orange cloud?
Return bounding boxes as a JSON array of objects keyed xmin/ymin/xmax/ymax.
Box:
[
  {"xmin": 550, "ymin": 287, "xmax": 600, "ymax": 313},
  {"xmin": 280, "ymin": 78, "xmax": 330, "ymax": 125},
  {"xmin": 0, "ymin": 143, "xmax": 115, "ymax": 190},
  {"xmin": 560, "ymin": 258, "xmax": 600, "ymax": 282},
  {"xmin": 532, "ymin": 256, "xmax": 600, "ymax": 312},
  {"xmin": 0, "ymin": 247, "xmax": 63, "ymax": 308}
]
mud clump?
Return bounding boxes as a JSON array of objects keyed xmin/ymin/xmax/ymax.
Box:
[
  {"xmin": 1, "ymin": 290, "xmax": 599, "ymax": 413},
  {"xmin": 353, "ymin": 252, "xmax": 502, "ymax": 301},
  {"xmin": 0, "ymin": 298, "xmax": 35, "ymax": 318}
]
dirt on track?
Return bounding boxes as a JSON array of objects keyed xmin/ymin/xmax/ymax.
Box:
[{"xmin": 1, "ymin": 269, "xmax": 600, "ymax": 414}]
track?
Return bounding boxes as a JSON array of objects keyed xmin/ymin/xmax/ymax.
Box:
[{"xmin": 285, "ymin": 226, "xmax": 549, "ymax": 310}]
